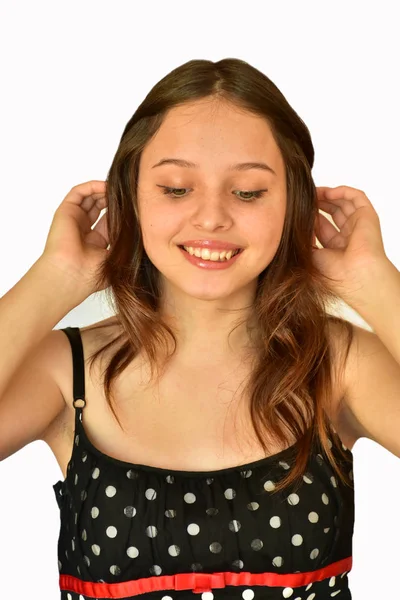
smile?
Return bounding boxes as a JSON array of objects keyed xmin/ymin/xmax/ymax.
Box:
[
  {"xmin": 177, "ymin": 245, "xmax": 244, "ymax": 270},
  {"xmin": 181, "ymin": 246, "xmax": 242, "ymax": 262}
]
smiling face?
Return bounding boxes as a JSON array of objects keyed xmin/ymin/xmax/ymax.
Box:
[{"xmin": 136, "ymin": 97, "xmax": 287, "ymax": 306}]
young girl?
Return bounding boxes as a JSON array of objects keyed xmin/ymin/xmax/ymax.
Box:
[{"xmin": 2, "ymin": 57, "xmax": 397, "ymax": 600}]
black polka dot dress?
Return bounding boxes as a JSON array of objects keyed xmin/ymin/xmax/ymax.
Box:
[{"xmin": 53, "ymin": 327, "xmax": 355, "ymax": 599}]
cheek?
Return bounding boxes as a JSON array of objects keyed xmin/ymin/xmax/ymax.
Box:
[{"xmin": 140, "ymin": 208, "xmax": 180, "ymax": 251}]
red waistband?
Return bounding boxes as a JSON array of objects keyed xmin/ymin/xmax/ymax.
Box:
[{"xmin": 60, "ymin": 555, "xmax": 352, "ymax": 597}]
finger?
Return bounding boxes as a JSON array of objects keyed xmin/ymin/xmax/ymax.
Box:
[
  {"xmin": 317, "ymin": 200, "xmax": 351, "ymax": 224},
  {"xmin": 315, "ymin": 212, "xmax": 347, "ymax": 248},
  {"xmin": 317, "ymin": 186, "xmax": 370, "ymax": 210},
  {"xmin": 87, "ymin": 202, "xmax": 107, "ymax": 228},
  {"xmin": 81, "ymin": 192, "xmax": 107, "ymax": 212},
  {"xmin": 316, "ymin": 190, "xmax": 355, "ymax": 219},
  {"xmin": 64, "ymin": 180, "xmax": 107, "ymax": 209}
]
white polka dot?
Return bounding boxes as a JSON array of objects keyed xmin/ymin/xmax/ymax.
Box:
[
  {"xmin": 146, "ymin": 525, "xmax": 158, "ymax": 538},
  {"xmin": 92, "ymin": 467, "xmax": 100, "ymax": 479},
  {"xmin": 74, "ymin": 473, "xmax": 78, "ymax": 485},
  {"xmin": 270, "ymin": 516, "xmax": 281, "ymax": 528},
  {"xmin": 279, "ymin": 461, "xmax": 290, "ymax": 470},
  {"xmin": 330, "ymin": 476, "xmax": 338, "ymax": 488},
  {"xmin": 127, "ymin": 546, "xmax": 139, "ymax": 558},
  {"xmin": 92, "ymin": 544, "xmax": 101, "ymax": 556},
  {"xmin": 110, "ymin": 564, "xmax": 121, "ymax": 575},
  {"xmin": 91, "ymin": 506, "xmax": 99, "ymax": 518},
  {"xmin": 283, "ymin": 588, "xmax": 293, "ymax": 598},
  {"xmin": 67, "ymin": 594, "xmax": 72, "ymax": 600},
  {"xmin": 150, "ymin": 564, "xmax": 162, "ymax": 575},
  {"xmin": 105, "ymin": 485, "xmax": 117, "ymax": 497},
  {"xmin": 228, "ymin": 519, "xmax": 241, "ymax": 533},
  {"xmin": 308, "ymin": 511, "xmax": 319, "ymax": 523},
  {"xmin": 210, "ymin": 542, "xmax": 223, "ymax": 553},
  {"xmin": 329, "ymin": 576, "xmax": 336, "ymax": 587},
  {"xmin": 242, "ymin": 589, "xmax": 255, "ymax": 599},
  {"xmin": 81, "ymin": 529, "xmax": 87, "ymax": 541},
  {"xmin": 272, "ymin": 556, "xmax": 283, "ymax": 567},
  {"xmin": 310, "ymin": 548, "xmax": 319, "ymax": 559},
  {"xmin": 263, "ymin": 480, "xmax": 276, "ymax": 492},
  {"xmin": 168, "ymin": 544, "xmax": 180, "ymax": 557},
  {"xmin": 250, "ymin": 539, "xmax": 263, "ymax": 551},
  {"xmin": 291, "ymin": 534, "xmax": 303, "ymax": 546},
  {"xmin": 145, "ymin": 487, "xmax": 157, "ymax": 500},
  {"xmin": 184, "ymin": 492, "xmax": 196, "ymax": 503},
  {"xmin": 106, "ymin": 526, "xmax": 117, "ymax": 538},
  {"xmin": 287, "ymin": 493, "xmax": 299, "ymax": 505},
  {"xmin": 306, "ymin": 594, "xmax": 316, "ymax": 599},
  {"xmin": 187, "ymin": 523, "xmax": 200, "ymax": 535},
  {"xmin": 224, "ymin": 488, "xmax": 236, "ymax": 500},
  {"xmin": 124, "ymin": 505, "xmax": 136, "ymax": 517},
  {"xmin": 322, "ymin": 493, "xmax": 329, "ymax": 505}
]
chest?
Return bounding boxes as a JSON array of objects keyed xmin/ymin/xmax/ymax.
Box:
[
  {"xmin": 91, "ymin": 354, "xmax": 272, "ymax": 465},
  {"xmin": 47, "ymin": 326, "xmax": 351, "ymax": 480},
  {"xmin": 51, "ymin": 344, "xmax": 293, "ymax": 478}
]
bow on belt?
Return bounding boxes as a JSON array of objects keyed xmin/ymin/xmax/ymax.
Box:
[{"xmin": 174, "ymin": 572, "xmax": 226, "ymax": 594}]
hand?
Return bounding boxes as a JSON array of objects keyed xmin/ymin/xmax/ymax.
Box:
[
  {"xmin": 312, "ymin": 185, "xmax": 388, "ymax": 305},
  {"xmin": 41, "ymin": 180, "xmax": 110, "ymax": 298}
]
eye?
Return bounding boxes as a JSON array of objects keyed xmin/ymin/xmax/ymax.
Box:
[
  {"xmin": 158, "ymin": 186, "xmax": 268, "ymax": 202},
  {"xmin": 234, "ymin": 189, "xmax": 268, "ymax": 202}
]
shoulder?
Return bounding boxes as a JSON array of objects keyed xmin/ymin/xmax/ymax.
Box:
[{"xmin": 42, "ymin": 317, "xmax": 123, "ymax": 443}]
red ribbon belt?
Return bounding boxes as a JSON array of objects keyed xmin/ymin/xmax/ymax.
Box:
[{"xmin": 60, "ymin": 555, "xmax": 352, "ymax": 597}]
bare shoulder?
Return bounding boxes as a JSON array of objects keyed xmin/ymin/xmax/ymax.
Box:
[{"xmin": 43, "ymin": 317, "xmax": 122, "ymax": 439}]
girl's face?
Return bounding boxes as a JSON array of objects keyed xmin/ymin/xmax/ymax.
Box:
[{"xmin": 136, "ymin": 98, "xmax": 287, "ymax": 305}]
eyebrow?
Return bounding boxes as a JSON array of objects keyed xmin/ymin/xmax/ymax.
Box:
[{"xmin": 151, "ymin": 157, "xmax": 277, "ymax": 176}]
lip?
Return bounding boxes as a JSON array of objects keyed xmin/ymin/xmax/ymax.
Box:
[{"xmin": 178, "ymin": 239, "xmax": 243, "ymax": 251}]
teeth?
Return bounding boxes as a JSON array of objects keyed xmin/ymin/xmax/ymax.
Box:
[{"xmin": 183, "ymin": 246, "xmax": 240, "ymax": 261}]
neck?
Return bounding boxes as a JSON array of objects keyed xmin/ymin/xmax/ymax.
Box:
[{"xmin": 159, "ymin": 283, "xmax": 258, "ymax": 364}]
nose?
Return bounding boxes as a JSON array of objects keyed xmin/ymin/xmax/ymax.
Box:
[{"xmin": 190, "ymin": 193, "xmax": 234, "ymax": 232}]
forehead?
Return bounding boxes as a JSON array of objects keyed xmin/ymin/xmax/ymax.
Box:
[{"xmin": 140, "ymin": 99, "xmax": 283, "ymax": 172}]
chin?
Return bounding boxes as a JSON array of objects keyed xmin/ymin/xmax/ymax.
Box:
[{"xmin": 160, "ymin": 273, "xmax": 255, "ymax": 303}]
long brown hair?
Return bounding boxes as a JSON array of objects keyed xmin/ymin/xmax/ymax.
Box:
[{"xmin": 88, "ymin": 58, "xmax": 354, "ymax": 495}]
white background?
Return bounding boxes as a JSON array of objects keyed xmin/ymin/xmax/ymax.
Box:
[{"xmin": 0, "ymin": 1, "xmax": 399, "ymax": 598}]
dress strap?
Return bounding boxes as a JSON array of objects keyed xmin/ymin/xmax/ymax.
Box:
[{"xmin": 60, "ymin": 327, "xmax": 87, "ymax": 413}]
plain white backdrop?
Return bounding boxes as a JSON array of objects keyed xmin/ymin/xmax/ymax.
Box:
[{"xmin": 0, "ymin": 1, "xmax": 399, "ymax": 598}]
